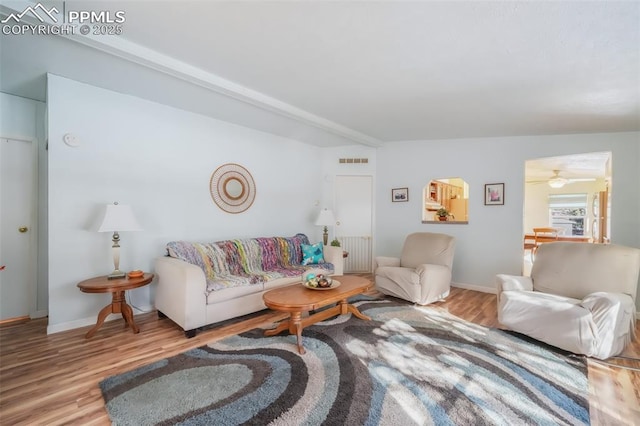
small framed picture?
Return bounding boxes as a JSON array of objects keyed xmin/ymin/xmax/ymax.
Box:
[
  {"xmin": 392, "ymin": 187, "xmax": 409, "ymax": 202},
  {"xmin": 485, "ymin": 183, "xmax": 504, "ymax": 205}
]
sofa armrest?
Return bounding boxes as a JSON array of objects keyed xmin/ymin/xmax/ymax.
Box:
[
  {"xmin": 496, "ymin": 274, "xmax": 533, "ymax": 305},
  {"xmin": 496, "ymin": 274, "xmax": 533, "ymax": 293},
  {"xmin": 375, "ymin": 256, "xmax": 401, "ymax": 270},
  {"xmin": 323, "ymin": 245, "xmax": 344, "ymax": 276},
  {"xmin": 155, "ymin": 256, "xmax": 208, "ymax": 332},
  {"xmin": 581, "ymin": 292, "xmax": 636, "ymax": 359},
  {"xmin": 415, "ymin": 263, "xmax": 450, "ymax": 276}
]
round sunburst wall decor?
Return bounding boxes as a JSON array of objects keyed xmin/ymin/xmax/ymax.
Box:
[{"xmin": 209, "ymin": 163, "xmax": 256, "ymax": 214}]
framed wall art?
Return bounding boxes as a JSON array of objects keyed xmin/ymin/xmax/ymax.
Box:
[
  {"xmin": 210, "ymin": 163, "xmax": 257, "ymax": 213},
  {"xmin": 484, "ymin": 183, "xmax": 504, "ymax": 205},
  {"xmin": 392, "ymin": 187, "xmax": 409, "ymax": 202}
]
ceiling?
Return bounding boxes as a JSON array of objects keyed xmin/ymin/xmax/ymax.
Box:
[
  {"xmin": 1, "ymin": 1, "xmax": 639, "ymax": 147},
  {"xmin": 525, "ymin": 151, "xmax": 611, "ymax": 181}
]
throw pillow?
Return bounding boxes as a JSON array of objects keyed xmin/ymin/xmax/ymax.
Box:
[{"xmin": 301, "ymin": 242, "xmax": 325, "ymax": 265}]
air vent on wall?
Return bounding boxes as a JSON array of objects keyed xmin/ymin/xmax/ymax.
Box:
[{"xmin": 338, "ymin": 158, "xmax": 369, "ymax": 164}]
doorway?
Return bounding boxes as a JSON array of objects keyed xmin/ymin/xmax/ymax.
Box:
[
  {"xmin": 0, "ymin": 137, "xmax": 38, "ymax": 321},
  {"xmin": 523, "ymin": 151, "xmax": 611, "ymax": 275},
  {"xmin": 334, "ymin": 175, "xmax": 373, "ymax": 272}
]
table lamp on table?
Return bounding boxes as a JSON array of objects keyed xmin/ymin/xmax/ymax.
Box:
[
  {"xmin": 97, "ymin": 202, "xmax": 142, "ymax": 279},
  {"xmin": 314, "ymin": 208, "xmax": 335, "ymax": 246}
]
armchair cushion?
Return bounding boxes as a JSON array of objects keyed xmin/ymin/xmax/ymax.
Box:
[
  {"xmin": 401, "ymin": 232, "xmax": 456, "ymax": 269},
  {"xmin": 531, "ymin": 241, "xmax": 639, "ymax": 300}
]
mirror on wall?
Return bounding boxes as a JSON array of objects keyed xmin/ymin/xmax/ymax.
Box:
[
  {"xmin": 422, "ymin": 178, "xmax": 469, "ymax": 223},
  {"xmin": 224, "ymin": 177, "xmax": 245, "ymax": 199}
]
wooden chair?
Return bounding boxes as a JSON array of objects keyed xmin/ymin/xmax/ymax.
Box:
[
  {"xmin": 532, "ymin": 227, "xmax": 559, "ymax": 258},
  {"xmin": 523, "ymin": 234, "xmax": 537, "ymax": 262}
]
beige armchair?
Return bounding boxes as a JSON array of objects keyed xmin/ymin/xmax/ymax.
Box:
[
  {"xmin": 497, "ymin": 242, "xmax": 640, "ymax": 360},
  {"xmin": 375, "ymin": 232, "xmax": 456, "ymax": 305}
]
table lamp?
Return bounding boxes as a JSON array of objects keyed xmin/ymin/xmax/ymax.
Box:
[
  {"xmin": 97, "ymin": 202, "xmax": 142, "ymax": 279},
  {"xmin": 314, "ymin": 208, "xmax": 335, "ymax": 245}
]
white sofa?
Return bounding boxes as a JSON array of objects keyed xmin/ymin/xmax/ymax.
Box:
[
  {"xmin": 155, "ymin": 234, "xmax": 343, "ymax": 337},
  {"xmin": 497, "ymin": 242, "xmax": 640, "ymax": 359}
]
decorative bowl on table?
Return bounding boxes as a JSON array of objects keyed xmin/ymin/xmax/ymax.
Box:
[
  {"xmin": 128, "ymin": 270, "xmax": 144, "ymax": 278},
  {"xmin": 302, "ymin": 273, "xmax": 339, "ymax": 290}
]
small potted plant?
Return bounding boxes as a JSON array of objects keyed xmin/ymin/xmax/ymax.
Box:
[
  {"xmin": 330, "ymin": 238, "xmax": 341, "ymax": 247},
  {"xmin": 436, "ymin": 208, "xmax": 452, "ymax": 221}
]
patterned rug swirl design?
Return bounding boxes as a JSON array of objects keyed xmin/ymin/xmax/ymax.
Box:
[{"xmin": 100, "ymin": 298, "xmax": 589, "ymax": 425}]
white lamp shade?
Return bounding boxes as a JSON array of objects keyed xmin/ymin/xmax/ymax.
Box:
[
  {"xmin": 97, "ymin": 203, "xmax": 142, "ymax": 232},
  {"xmin": 315, "ymin": 208, "xmax": 335, "ymax": 226}
]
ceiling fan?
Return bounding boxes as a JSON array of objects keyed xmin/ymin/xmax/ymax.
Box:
[{"xmin": 527, "ymin": 170, "xmax": 596, "ymax": 189}]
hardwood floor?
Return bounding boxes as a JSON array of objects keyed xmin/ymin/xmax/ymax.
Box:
[{"xmin": 1, "ymin": 279, "xmax": 639, "ymax": 425}]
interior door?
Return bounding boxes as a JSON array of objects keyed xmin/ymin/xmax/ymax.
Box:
[
  {"xmin": 0, "ymin": 137, "xmax": 36, "ymax": 321},
  {"xmin": 334, "ymin": 175, "xmax": 373, "ymax": 272}
]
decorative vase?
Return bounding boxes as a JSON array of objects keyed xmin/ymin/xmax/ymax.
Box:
[{"xmin": 438, "ymin": 216, "xmax": 447, "ymax": 221}]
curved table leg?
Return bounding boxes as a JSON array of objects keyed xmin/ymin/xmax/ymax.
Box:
[
  {"xmin": 85, "ymin": 304, "xmax": 113, "ymax": 338},
  {"xmin": 347, "ymin": 304, "xmax": 371, "ymax": 321},
  {"xmin": 85, "ymin": 290, "xmax": 140, "ymax": 338},
  {"xmin": 264, "ymin": 312, "xmax": 306, "ymax": 354},
  {"xmin": 338, "ymin": 299, "xmax": 371, "ymax": 321},
  {"xmin": 121, "ymin": 301, "xmax": 139, "ymax": 334},
  {"xmin": 289, "ymin": 312, "xmax": 306, "ymax": 355},
  {"xmin": 111, "ymin": 290, "xmax": 139, "ymax": 334}
]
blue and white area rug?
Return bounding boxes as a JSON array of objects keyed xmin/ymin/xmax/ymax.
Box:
[{"xmin": 100, "ymin": 298, "xmax": 589, "ymax": 425}]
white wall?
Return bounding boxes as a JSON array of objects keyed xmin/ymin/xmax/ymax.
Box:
[
  {"xmin": 42, "ymin": 74, "xmax": 640, "ymax": 331},
  {"xmin": 46, "ymin": 75, "xmax": 324, "ymax": 333},
  {"xmin": 376, "ymin": 133, "xmax": 640, "ymax": 308},
  {"xmin": 0, "ymin": 93, "xmax": 47, "ymax": 317}
]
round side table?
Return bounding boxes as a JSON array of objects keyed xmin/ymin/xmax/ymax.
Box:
[{"xmin": 77, "ymin": 273, "xmax": 154, "ymax": 338}]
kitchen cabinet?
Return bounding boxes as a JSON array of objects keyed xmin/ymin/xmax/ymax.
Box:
[
  {"xmin": 428, "ymin": 181, "xmax": 463, "ymax": 211},
  {"xmin": 449, "ymin": 198, "xmax": 468, "ymax": 222}
]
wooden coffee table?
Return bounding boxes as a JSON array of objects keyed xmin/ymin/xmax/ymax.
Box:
[{"xmin": 262, "ymin": 275, "xmax": 372, "ymax": 354}]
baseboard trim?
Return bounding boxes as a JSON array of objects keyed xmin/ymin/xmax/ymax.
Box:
[
  {"xmin": 0, "ymin": 315, "xmax": 30, "ymax": 325},
  {"xmin": 47, "ymin": 315, "xmax": 117, "ymax": 335},
  {"xmin": 451, "ymin": 282, "xmax": 497, "ymax": 294},
  {"xmin": 47, "ymin": 304, "xmax": 154, "ymax": 334},
  {"xmin": 30, "ymin": 310, "xmax": 48, "ymax": 319}
]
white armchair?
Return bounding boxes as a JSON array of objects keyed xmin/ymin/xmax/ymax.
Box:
[
  {"xmin": 375, "ymin": 232, "xmax": 456, "ymax": 305},
  {"xmin": 497, "ymin": 242, "xmax": 640, "ymax": 360}
]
